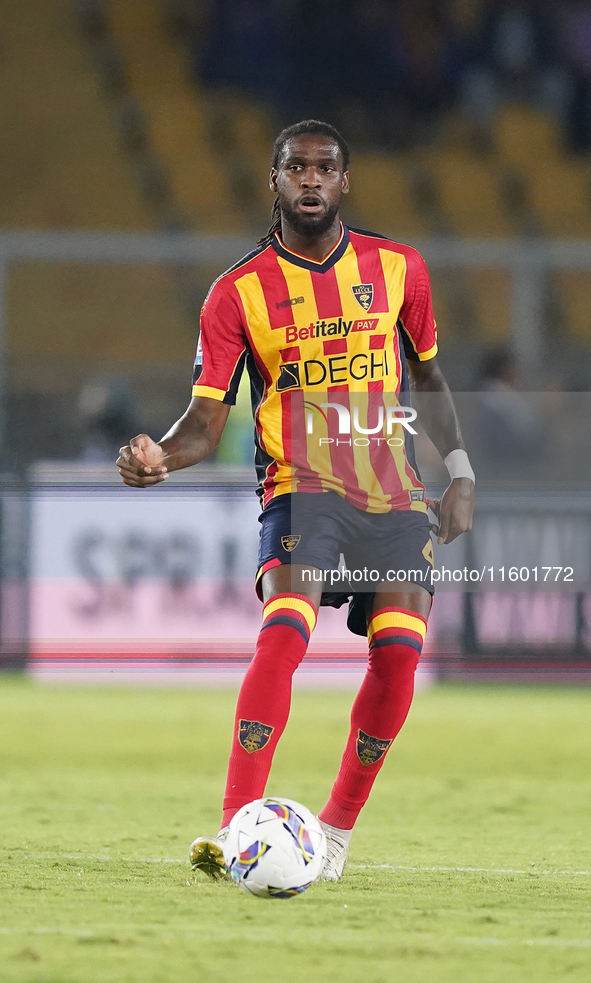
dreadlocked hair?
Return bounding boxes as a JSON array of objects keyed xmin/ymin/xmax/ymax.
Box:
[{"xmin": 256, "ymin": 119, "xmax": 350, "ymax": 249}]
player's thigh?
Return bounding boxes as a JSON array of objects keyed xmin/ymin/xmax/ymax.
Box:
[
  {"xmin": 371, "ymin": 584, "xmax": 432, "ymax": 620},
  {"xmin": 260, "ymin": 563, "xmax": 323, "ymax": 606},
  {"xmin": 345, "ymin": 509, "xmax": 434, "ymax": 623},
  {"xmin": 257, "ymin": 493, "xmax": 342, "ymax": 607}
]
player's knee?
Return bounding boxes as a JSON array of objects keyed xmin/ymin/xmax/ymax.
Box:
[{"xmin": 368, "ymin": 643, "xmax": 420, "ymax": 676}]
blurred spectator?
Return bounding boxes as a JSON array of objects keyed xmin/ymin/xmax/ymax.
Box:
[
  {"xmin": 462, "ymin": 1, "xmax": 564, "ymax": 144},
  {"xmin": 292, "ymin": 0, "xmax": 358, "ymax": 128},
  {"xmin": 188, "ymin": 0, "xmax": 591, "ymax": 157},
  {"xmin": 475, "ymin": 346, "xmax": 545, "ymax": 467},
  {"xmin": 345, "ymin": 0, "xmax": 466, "ymax": 149},
  {"xmin": 561, "ymin": 1, "xmax": 591, "ymax": 152},
  {"xmin": 194, "ymin": 0, "xmax": 465, "ymax": 148},
  {"xmin": 198, "ymin": 0, "xmax": 297, "ymax": 119},
  {"xmin": 345, "ymin": 0, "xmax": 402, "ymax": 147},
  {"xmin": 77, "ymin": 375, "xmax": 140, "ymax": 463},
  {"xmin": 390, "ymin": 0, "xmax": 466, "ymax": 143},
  {"xmin": 481, "ymin": 1, "xmax": 555, "ymax": 102}
]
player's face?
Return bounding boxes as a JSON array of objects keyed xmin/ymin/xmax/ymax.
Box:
[{"xmin": 270, "ymin": 134, "xmax": 349, "ymax": 238}]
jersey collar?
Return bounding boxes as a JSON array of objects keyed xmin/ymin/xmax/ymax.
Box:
[{"xmin": 272, "ymin": 223, "xmax": 349, "ymax": 273}]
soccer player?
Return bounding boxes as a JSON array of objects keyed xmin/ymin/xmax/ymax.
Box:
[{"xmin": 117, "ymin": 120, "xmax": 475, "ymax": 881}]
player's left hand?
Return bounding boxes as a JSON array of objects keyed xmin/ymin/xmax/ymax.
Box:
[{"xmin": 427, "ymin": 478, "xmax": 474, "ymax": 545}]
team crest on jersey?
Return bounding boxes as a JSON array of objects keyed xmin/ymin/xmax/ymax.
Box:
[
  {"xmin": 239, "ymin": 719, "xmax": 274, "ymax": 753},
  {"xmin": 281, "ymin": 534, "xmax": 301, "ymax": 552},
  {"xmin": 356, "ymin": 729, "xmax": 393, "ymax": 766},
  {"xmin": 352, "ymin": 284, "xmax": 374, "ymax": 312}
]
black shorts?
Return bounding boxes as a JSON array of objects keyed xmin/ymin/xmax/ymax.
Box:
[{"xmin": 256, "ymin": 491, "xmax": 434, "ymax": 637}]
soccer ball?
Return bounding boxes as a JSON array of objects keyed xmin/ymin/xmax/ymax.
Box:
[{"xmin": 223, "ymin": 797, "xmax": 326, "ymax": 899}]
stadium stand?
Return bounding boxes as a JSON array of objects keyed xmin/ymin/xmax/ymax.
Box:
[
  {"xmin": 553, "ymin": 272, "xmax": 591, "ymax": 342},
  {"xmin": 0, "ymin": 0, "xmax": 200, "ymax": 463},
  {"xmin": 0, "ymin": 0, "xmax": 151, "ymax": 229},
  {"xmin": 98, "ymin": 2, "xmax": 591, "ymax": 351},
  {"xmin": 493, "ymin": 105, "xmax": 591, "ymax": 239},
  {"xmin": 494, "ymin": 104, "xmax": 564, "ymax": 172},
  {"xmin": 345, "ymin": 154, "xmax": 429, "ymax": 240},
  {"xmin": 105, "ymin": 0, "xmax": 245, "ymax": 233},
  {"xmin": 427, "ymin": 149, "xmax": 517, "ymax": 238},
  {"xmin": 467, "ymin": 269, "xmax": 511, "ymax": 341},
  {"xmin": 204, "ymin": 90, "xmax": 277, "ymax": 228},
  {"xmin": 527, "ymin": 161, "xmax": 591, "ymax": 239}
]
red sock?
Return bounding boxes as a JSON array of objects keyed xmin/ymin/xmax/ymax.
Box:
[
  {"xmin": 221, "ymin": 594, "xmax": 317, "ymax": 828},
  {"xmin": 319, "ymin": 607, "xmax": 426, "ymax": 830}
]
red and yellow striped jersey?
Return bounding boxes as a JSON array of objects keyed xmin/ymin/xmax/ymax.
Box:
[{"xmin": 192, "ymin": 225, "xmax": 438, "ymax": 513}]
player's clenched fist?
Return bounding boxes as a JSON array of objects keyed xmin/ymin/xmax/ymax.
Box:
[
  {"xmin": 428, "ymin": 477, "xmax": 474, "ymax": 545},
  {"xmin": 116, "ymin": 434, "xmax": 169, "ymax": 488}
]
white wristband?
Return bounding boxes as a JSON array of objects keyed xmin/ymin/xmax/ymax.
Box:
[{"xmin": 444, "ymin": 449, "xmax": 475, "ymax": 483}]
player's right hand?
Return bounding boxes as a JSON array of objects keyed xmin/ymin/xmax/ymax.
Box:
[{"xmin": 116, "ymin": 434, "xmax": 169, "ymax": 488}]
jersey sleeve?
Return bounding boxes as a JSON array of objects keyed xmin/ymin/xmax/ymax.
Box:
[
  {"xmin": 192, "ymin": 279, "xmax": 247, "ymax": 404},
  {"xmin": 398, "ymin": 248, "xmax": 438, "ymax": 362}
]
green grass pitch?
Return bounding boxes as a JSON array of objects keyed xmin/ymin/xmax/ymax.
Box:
[{"xmin": 1, "ymin": 677, "xmax": 590, "ymax": 983}]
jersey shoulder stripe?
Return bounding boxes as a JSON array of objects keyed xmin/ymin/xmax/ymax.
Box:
[
  {"xmin": 348, "ymin": 227, "xmax": 423, "ymax": 258},
  {"xmin": 203, "ymin": 242, "xmax": 274, "ymax": 302},
  {"xmin": 347, "ymin": 226, "xmax": 392, "ymax": 241}
]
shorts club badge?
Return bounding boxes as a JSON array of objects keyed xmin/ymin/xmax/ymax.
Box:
[
  {"xmin": 356, "ymin": 729, "xmax": 393, "ymax": 766},
  {"xmin": 281, "ymin": 534, "xmax": 301, "ymax": 552},
  {"xmin": 239, "ymin": 719, "xmax": 275, "ymax": 753}
]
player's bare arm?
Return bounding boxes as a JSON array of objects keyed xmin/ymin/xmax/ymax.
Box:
[
  {"xmin": 408, "ymin": 356, "xmax": 475, "ymax": 544},
  {"xmin": 116, "ymin": 396, "xmax": 230, "ymax": 488}
]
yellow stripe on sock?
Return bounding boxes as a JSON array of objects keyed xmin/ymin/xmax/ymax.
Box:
[
  {"xmin": 368, "ymin": 610, "xmax": 427, "ymax": 641},
  {"xmin": 263, "ymin": 595, "xmax": 317, "ymax": 635}
]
